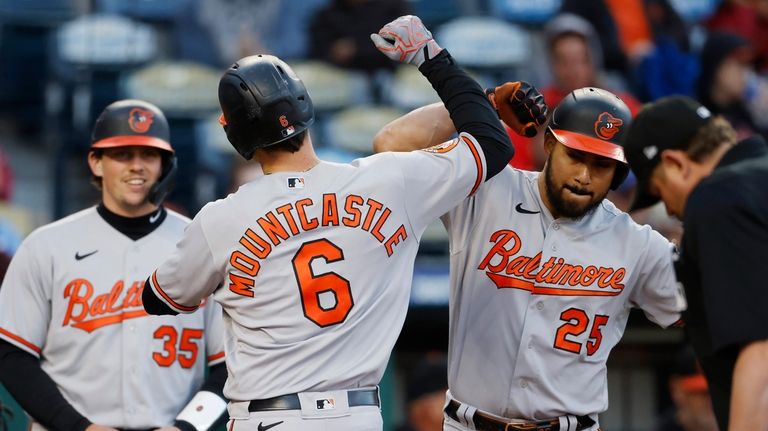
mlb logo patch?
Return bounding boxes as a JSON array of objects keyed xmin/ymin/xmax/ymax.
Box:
[
  {"xmin": 281, "ymin": 125, "xmax": 296, "ymax": 137},
  {"xmin": 288, "ymin": 177, "xmax": 305, "ymax": 189},
  {"xmin": 316, "ymin": 398, "xmax": 336, "ymax": 410}
]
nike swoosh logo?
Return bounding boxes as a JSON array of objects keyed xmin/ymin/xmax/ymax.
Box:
[
  {"xmin": 258, "ymin": 421, "xmax": 284, "ymax": 431},
  {"xmin": 515, "ymin": 203, "xmax": 540, "ymax": 214},
  {"xmin": 75, "ymin": 250, "xmax": 98, "ymax": 260},
  {"xmin": 149, "ymin": 210, "xmax": 161, "ymax": 223}
]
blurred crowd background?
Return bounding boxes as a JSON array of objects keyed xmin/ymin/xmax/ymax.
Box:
[{"xmin": 1, "ymin": 0, "xmax": 767, "ymax": 430}]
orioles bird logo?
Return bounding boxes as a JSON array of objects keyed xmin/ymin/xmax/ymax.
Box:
[
  {"xmin": 128, "ymin": 108, "xmax": 154, "ymax": 133},
  {"xmin": 594, "ymin": 112, "xmax": 623, "ymax": 140},
  {"xmin": 279, "ymin": 115, "xmax": 290, "ymax": 127}
]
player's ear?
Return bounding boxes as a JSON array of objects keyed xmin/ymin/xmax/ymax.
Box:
[
  {"xmin": 88, "ymin": 151, "xmax": 103, "ymax": 177},
  {"xmin": 659, "ymin": 149, "xmax": 689, "ymax": 180},
  {"xmin": 543, "ymin": 131, "xmax": 556, "ymax": 155}
]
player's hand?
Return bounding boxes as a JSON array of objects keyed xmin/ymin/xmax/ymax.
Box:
[
  {"xmin": 486, "ymin": 81, "xmax": 548, "ymax": 138},
  {"xmin": 370, "ymin": 15, "xmax": 443, "ymax": 67}
]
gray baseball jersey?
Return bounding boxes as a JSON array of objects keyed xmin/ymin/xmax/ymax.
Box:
[
  {"xmin": 0, "ymin": 207, "xmax": 225, "ymax": 429},
  {"xmin": 442, "ymin": 167, "xmax": 685, "ymax": 420},
  {"xmin": 147, "ymin": 133, "xmax": 487, "ymax": 402}
]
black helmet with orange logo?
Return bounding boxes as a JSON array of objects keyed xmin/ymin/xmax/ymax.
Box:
[
  {"xmin": 218, "ymin": 54, "xmax": 315, "ymax": 160},
  {"xmin": 548, "ymin": 87, "xmax": 632, "ymax": 189},
  {"xmin": 91, "ymin": 99, "xmax": 176, "ymax": 205}
]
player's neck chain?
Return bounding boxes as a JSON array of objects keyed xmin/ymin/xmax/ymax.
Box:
[
  {"xmin": 97, "ymin": 203, "xmax": 167, "ymax": 240},
  {"xmin": 262, "ymin": 159, "xmax": 321, "ymax": 175}
]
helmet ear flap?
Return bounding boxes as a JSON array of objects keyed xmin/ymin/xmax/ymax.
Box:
[
  {"xmin": 611, "ymin": 163, "xmax": 629, "ymax": 190},
  {"xmin": 148, "ymin": 154, "xmax": 177, "ymax": 206}
]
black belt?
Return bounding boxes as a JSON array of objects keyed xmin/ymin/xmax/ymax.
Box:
[
  {"xmin": 248, "ymin": 388, "xmax": 379, "ymax": 412},
  {"xmin": 445, "ymin": 399, "xmax": 596, "ymax": 431}
]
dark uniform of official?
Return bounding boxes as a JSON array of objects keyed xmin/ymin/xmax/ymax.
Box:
[{"xmin": 675, "ymin": 136, "xmax": 768, "ymax": 430}]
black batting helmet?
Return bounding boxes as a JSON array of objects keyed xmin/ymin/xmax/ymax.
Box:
[
  {"xmin": 548, "ymin": 87, "xmax": 632, "ymax": 190},
  {"xmin": 218, "ymin": 55, "xmax": 315, "ymax": 160},
  {"xmin": 91, "ymin": 99, "xmax": 177, "ymax": 205}
]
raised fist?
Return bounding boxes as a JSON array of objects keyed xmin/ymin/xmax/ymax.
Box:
[
  {"xmin": 486, "ymin": 81, "xmax": 548, "ymax": 138},
  {"xmin": 370, "ymin": 15, "xmax": 443, "ymax": 68}
]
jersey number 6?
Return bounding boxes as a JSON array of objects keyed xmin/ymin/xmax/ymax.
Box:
[
  {"xmin": 292, "ymin": 239, "xmax": 354, "ymax": 327},
  {"xmin": 553, "ymin": 308, "xmax": 609, "ymax": 356}
]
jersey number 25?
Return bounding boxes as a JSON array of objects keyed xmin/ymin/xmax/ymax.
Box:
[{"xmin": 553, "ymin": 308, "xmax": 609, "ymax": 356}]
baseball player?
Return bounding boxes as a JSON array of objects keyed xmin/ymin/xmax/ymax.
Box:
[
  {"xmin": 141, "ymin": 15, "xmax": 545, "ymax": 431},
  {"xmin": 0, "ymin": 100, "xmax": 227, "ymax": 431},
  {"xmin": 374, "ymin": 87, "xmax": 686, "ymax": 431}
]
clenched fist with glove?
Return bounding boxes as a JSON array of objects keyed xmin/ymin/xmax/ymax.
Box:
[
  {"xmin": 370, "ymin": 15, "xmax": 442, "ymax": 67},
  {"xmin": 486, "ymin": 81, "xmax": 548, "ymax": 138}
]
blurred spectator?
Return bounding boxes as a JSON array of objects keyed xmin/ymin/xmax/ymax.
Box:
[
  {"xmin": 0, "ymin": 149, "xmax": 21, "ymax": 257},
  {"xmin": 561, "ymin": 0, "xmax": 697, "ymax": 101},
  {"xmin": 542, "ymin": 13, "xmax": 642, "ymax": 113},
  {"xmin": 506, "ymin": 13, "xmax": 641, "ymax": 172},
  {"xmin": 0, "ymin": 150, "xmax": 11, "ymax": 203},
  {"xmin": 655, "ymin": 346, "xmax": 718, "ymax": 431},
  {"xmin": 706, "ymin": 0, "xmax": 768, "ymax": 73},
  {"xmin": 745, "ymin": 68, "xmax": 768, "ymax": 130},
  {"xmin": 633, "ymin": 0, "xmax": 698, "ymax": 100},
  {"xmin": 173, "ymin": 0, "xmax": 328, "ymax": 66},
  {"xmin": 395, "ymin": 356, "xmax": 448, "ymax": 431},
  {"xmin": 308, "ymin": 0, "xmax": 409, "ymax": 75},
  {"xmin": 560, "ymin": 0, "xmax": 630, "ymax": 74},
  {"xmin": 696, "ymin": 31, "xmax": 767, "ymax": 139}
]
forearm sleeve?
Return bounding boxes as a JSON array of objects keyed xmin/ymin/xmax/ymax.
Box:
[
  {"xmin": 0, "ymin": 340, "xmax": 91, "ymax": 431},
  {"xmin": 419, "ymin": 50, "xmax": 513, "ymax": 179}
]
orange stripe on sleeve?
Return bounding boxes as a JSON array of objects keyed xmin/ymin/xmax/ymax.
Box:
[
  {"xmin": 0, "ymin": 327, "xmax": 41, "ymax": 354},
  {"xmin": 207, "ymin": 351, "xmax": 225, "ymax": 363},
  {"xmin": 152, "ymin": 271, "xmax": 199, "ymax": 313},
  {"xmin": 461, "ymin": 135, "xmax": 484, "ymax": 196}
]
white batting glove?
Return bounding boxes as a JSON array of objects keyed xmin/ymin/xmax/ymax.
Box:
[{"xmin": 370, "ymin": 15, "xmax": 443, "ymax": 68}]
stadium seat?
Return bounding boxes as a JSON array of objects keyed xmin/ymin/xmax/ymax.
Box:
[
  {"xmin": 488, "ymin": 0, "xmax": 562, "ymax": 25},
  {"xmin": 385, "ymin": 66, "xmax": 442, "ymax": 111},
  {"xmin": 96, "ymin": 0, "xmax": 193, "ymax": 22},
  {"xmin": 325, "ymin": 106, "xmax": 404, "ymax": 155},
  {"xmin": 290, "ymin": 61, "xmax": 372, "ymax": 114},
  {"xmin": 123, "ymin": 61, "xmax": 220, "ymax": 116},
  {"xmin": 435, "ymin": 17, "xmax": 531, "ymax": 69}
]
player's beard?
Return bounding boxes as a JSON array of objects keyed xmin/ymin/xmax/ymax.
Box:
[{"xmin": 543, "ymin": 158, "xmax": 609, "ymax": 219}]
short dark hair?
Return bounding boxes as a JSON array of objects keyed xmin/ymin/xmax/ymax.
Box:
[
  {"xmin": 89, "ymin": 149, "xmax": 105, "ymax": 190},
  {"xmin": 262, "ymin": 130, "xmax": 307, "ymax": 154},
  {"xmin": 684, "ymin": 116, "xmax": 737, "ymax": 162}
]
